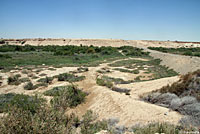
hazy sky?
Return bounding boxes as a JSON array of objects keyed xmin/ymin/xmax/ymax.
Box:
[{"xmin": 0, "ymin": 0, "xmax": 200, "ymax": 41}]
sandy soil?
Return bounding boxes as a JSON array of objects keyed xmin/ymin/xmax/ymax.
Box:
[
  {"xmin": 67, "ymin": 60, "xmax": 182, "ymax": 127},
  {"xmin": 3, "ymin": 38, "xmax": 200, "ymax": 48},
  {"xmin": 148, "ymin": 49, "xmax": 200, "ymax": 74}
]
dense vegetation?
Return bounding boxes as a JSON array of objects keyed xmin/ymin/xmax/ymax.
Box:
[
  {"xmin": 148, "ymin": 47, "xmax": 200, "ymax": 57},
  {"xmin": 0, "ymin": 45, "xmax": 149, "ymax": 70}
]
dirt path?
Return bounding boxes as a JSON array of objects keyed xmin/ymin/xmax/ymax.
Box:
[{"xmin": 68, "ymin": 59, "xmax": 182, "ymax": 127}]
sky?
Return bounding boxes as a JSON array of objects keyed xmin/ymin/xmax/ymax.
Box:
[{"xmin": 0, "ymin": 0, "xmax": 200, "ymax": 41}]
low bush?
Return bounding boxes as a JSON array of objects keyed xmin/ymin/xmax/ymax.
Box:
[
  {"xmin": 57, "ymin": 73, "xmax": 85, "ymax": 82},
  {"xmin": 24, "ymin": 82, "xmax": 35, "ymax": 90},
  {"xmin": 44, "ymin": 85, "xmax": 87, "ymax": 109},
  {"xmin": 0, "ymin": 101, "xmax": 78, "ymax": 134},
  {"xmin": 96, "ymin": 78, "xmax": 113, "ymax": 88},
  {"xmin": 7, "ymin": 75, "xmax": 21, "ymax": 85},
  {"xmin": 37, "ymin": 76, "xmax": 54, "ymax": 84}
]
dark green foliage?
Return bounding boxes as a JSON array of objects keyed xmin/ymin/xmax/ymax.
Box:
[
  {"xmin": 37, "ymin": 76, "xmax": 54, "ymax": 84},
  {"xmin": 0, "ymin": 93, "xmax": 45, "ymax": 113},
  {"xmin": 0, "ymin": 45, "xmax": 149, "ymax": 69},
  {"xmin": 7, "ymin": 75, "xmax": 20, "ymax": 85},
  {"xmin": 44, "ymin": 85, "xmax": 87, "ymax": 109},
  {"xmin": 0, "ymin": 54, "xmax": 11, "ymax": 59},
  {"xmin": 57, "ymin": 73, "xmax": 85, "ymax": 82},
  {"xmin": 24, "ymin": 82, "xmax": 35, "ymax": 90},
  {"xmin": 148, "ymin": 47, "xmax": 200, "ymax": 57},
  {"xmin": 118, "ymin": 46, "xmax": 150, "ymax": 56}
]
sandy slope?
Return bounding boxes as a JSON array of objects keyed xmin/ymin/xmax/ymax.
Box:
[
  {"xmin": 68, "ymin": 61, "xmax": 182, "ymax": 127},
  {"xmin": 148, "ymin": 49, "xmax": 200, "ymax": 74}
]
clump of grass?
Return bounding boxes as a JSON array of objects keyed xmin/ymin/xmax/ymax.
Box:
[
  {"xmin": 57, "ymin": 73, "xmax": 85, "ymax": 82},
  {"xmin": 44, "ymin": 85, "xmax": 87, "ymax": 109},
  {"xmin": 37, "ymin": 76, "xmax": 54, "ymax": 84},
  {"xmin": 96, "ymin": 78, "xmax": 113, "ymax": 88},
  {"xmin": 24, "ymin": 82, "xmax": 35, "ymax": 90},
  {"xmin": 7, "ymin": 74, "xmax": 22, "ymax": 85}
]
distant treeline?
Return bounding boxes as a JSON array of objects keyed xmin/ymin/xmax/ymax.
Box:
[
  {"xmin": 0, "ymin": 45, "xmax": 149, "ymax": 57},
  {"xmin": 148, "ymin": 47, "xmax": 200, "ymax": 57}
]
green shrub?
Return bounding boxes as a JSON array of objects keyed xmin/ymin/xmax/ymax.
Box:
[
  {"xmin": 44, "ymin": 85, "xmax": 87, "ymax": 109},
  {"xmin": 96, "ymin": 78, "xmax": 113, "ymax": 88},
  {"xmin": 0, "ymin": 103, "xmax": 78, "ymax": 134},
  {"xmin": 0, "ymin": 93, "xmax": 45, "ymax": 113},
  {"xmin": 37, "ymin": 76, "xmax": 54, "ymax": 84},
  {"xmin": 57, "ymin": 73, "xmax": 85, "ymax": 82},
  {"xmin": 7, "ymin": 75, "xmax": 20, "ymax": 85},
  {"xmin": 24, "ymin": 82, "xmax": 35, "ymax": 90}
]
